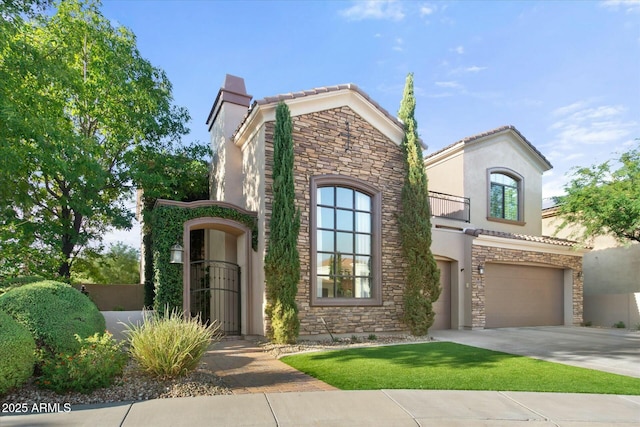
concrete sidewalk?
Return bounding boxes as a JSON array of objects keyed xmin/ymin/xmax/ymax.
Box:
[{"xmin": 2, "ymin": 390, "xmax": 639, "ymax": 426}]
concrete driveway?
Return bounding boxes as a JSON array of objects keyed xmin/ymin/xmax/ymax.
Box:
[{"xmin": 430, "ymin": 326, "xmax": 640, "ymax": 378}]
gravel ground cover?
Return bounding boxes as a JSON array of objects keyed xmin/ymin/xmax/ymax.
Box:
[{"xmin": 0, "ymin": 359, "xmax": 230, "ymax": 407}]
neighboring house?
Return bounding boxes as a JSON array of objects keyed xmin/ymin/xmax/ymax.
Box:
[
  {"xmin": 157, "ymin": 74, "xmax": 586, "ymax": 337},
  {"xmin": 542, "ymin": 208, "xmax": 640, "ymax": 327}
]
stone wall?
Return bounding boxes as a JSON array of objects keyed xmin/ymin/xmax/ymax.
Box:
[
  {"xmin": 470, "ymin": 244, "xmax": 583, "ymax": 328},
  {"xmin": 264, "ymin": 106, "xmax": 407, "ymax": 335}
]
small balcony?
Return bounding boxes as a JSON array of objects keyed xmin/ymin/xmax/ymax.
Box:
[{"xmin": 429, "ymin": 191, "xmax": 470, "ymax": 222}]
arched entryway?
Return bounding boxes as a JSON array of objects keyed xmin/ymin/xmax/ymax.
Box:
[{"xmin": 182, "ymin": 217, "xmax": 253, "ymax": 336}]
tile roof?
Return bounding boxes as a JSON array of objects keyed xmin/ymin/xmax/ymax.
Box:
[
  {"xmin": 464, "ymin": 228, "xmax": 587, "ymax": 248},
  {"xmin": 426, "ymin": 125, "xmax": 552, "ymax": 169}
]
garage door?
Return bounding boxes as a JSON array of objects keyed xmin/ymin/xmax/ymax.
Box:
[
  {"xmin": 432, "ymin": 260, "xmax": 451, "ymax": 330},
  {"xmin": 485, "ymin": 264, "xmax": 563, "ymax": 328}
]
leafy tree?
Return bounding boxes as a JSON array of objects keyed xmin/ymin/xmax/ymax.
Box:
[
  {"xmin": 553, "ymin": 144, "xmax": 640, "ymax": 244},
  {"xmin": 71, "ymin": 242, "xmax": 140, "ymax": 284},
  {"xmin": 0, "ymin": 0, "xmax": 190, "ymax": 279},
  {"xmin": 132, "ymin": 144, "xmax": 210, "ymax": 306},
  {"xmin": 397, "ymin": 73, "xmax": 441, "ymax": 336},
  {"xmin": 264, "ymin": 102, "xmax": 300, "ymax": 344}
]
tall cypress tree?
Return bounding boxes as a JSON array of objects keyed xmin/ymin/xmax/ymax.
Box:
[
  {"xmin": 398, "ymin": 73, "xmax": 441, "ymax": 336},
  {"xmin": 264, "ymin": 102, "xmax": 301, "ymax": 344}
]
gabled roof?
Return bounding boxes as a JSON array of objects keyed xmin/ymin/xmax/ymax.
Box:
[
  {"xmin": 426, "ymin": 125, "xmax": 552, "ymax": 171},
  {"xmin": 232, "ymin": 83, "xmax": 426, "ymax": 149}
]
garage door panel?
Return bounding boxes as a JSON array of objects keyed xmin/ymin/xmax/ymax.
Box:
[
  {"xmin": 432, "ymin": 260, "xmax": 451, "ymax": 330},
  {"xmin": 485, "ymin": 264, "xmax": 563, "ymax": 328}
]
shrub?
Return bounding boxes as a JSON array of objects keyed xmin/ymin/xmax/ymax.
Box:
[
  {"xmin": 0, "ymin": 309, "xmax": 36, "ymax": 395},
  {"xmin": 0, "ymin": 275, "xmax": 44, "ymax": 296},
  {"xmin": 0, "ymin": 280, "xmax": 105, "ymax": 354},
  {"xmin": 125, "ymin": 308, "xmax": 221, "ymax": 379},
  {"xmin": 37, "ymin": 332, "xmax": 127, "ymax": 394},
  {"xmin": 614, "ymin": 321, "xmax": 626, "ymax": 329},
  {"xmin": 368, "ymin": 334, "xmax": 378, "ymax": 341}
]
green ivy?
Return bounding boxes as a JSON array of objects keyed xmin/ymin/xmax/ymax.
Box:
[{"xmin": 150, "ymin": 204, "xmax": 257, "ymax": 314}]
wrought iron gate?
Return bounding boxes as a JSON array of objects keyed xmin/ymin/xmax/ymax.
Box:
[{"xmin": 190, "ymin": 260, "xmax": 241, "ymax": 335}]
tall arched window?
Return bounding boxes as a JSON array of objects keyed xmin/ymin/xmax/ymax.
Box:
[
  {"xmin": 488, "ymin": 169, "xmax": 524, "ymax": 222},
  {"xmin": 310, "ymin": 176, "xmax": 382, "ymax": 306}
]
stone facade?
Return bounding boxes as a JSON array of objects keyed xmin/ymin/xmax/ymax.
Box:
[
  {"xmin": 263, "ymin": 106, "xmax": 407, "ymax": 335},
  {"xmin": 470, "ymin": 244, "xmax": 584, "ymax": 328}
]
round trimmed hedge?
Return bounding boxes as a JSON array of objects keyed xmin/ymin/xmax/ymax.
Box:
[
  {"xmin": 0, "ymin": 309, "xmax": 36, "ymax": 394},
  {"xmin": 0, "ymin": 280, "xmax": 105, "ymax": 354}
]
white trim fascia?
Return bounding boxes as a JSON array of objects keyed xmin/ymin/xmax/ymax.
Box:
[
  {"xmin": 234, "ymin": 89, "xmax": 404, "ymax": 149},
  {"xmin": 472, "ymin": 234, "xmax": 589, "ymax": 256},
  {"xmin": 425, "ymin": 142, "xmax": 464, "ymax": 167}
]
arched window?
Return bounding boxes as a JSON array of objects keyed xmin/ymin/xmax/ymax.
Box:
[
  {"xmin": 310, "ymin": 176, "xmax": 382, "ymax": 306},
  {"xmin": 488, "ymin": 169, "xmax": 523, "ymax": 222}
]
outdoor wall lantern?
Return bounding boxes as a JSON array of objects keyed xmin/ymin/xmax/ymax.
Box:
[
  {"xmin": 477, "ymin": 264, "xmax": 484, "ymax": 275},
  {"xmin": 170, "ymin": 243, "xmax": 184, "ymax": 264}
]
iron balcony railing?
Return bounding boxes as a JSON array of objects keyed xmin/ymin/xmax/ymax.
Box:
[{"xmin": 428, "ymin": 191, "xmax": 470, "ymax": 222}]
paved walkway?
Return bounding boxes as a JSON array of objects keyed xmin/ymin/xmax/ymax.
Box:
[{"xmin": 201, "ymin": 339, "xmax": 337, "ymax": 393}]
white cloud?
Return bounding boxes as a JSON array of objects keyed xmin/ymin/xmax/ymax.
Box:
[
  {"xmin": 600, "ymin": 0, "xmax": 640, "ymax": 13},
  {"xmin": 435, "ymin": 81, "xmax": 462, "ymax": 89},
  {"xmin": 450, "ymin": 65, "xmax": 487, "ymax": 74},
  {"xmin": 548, "ymin": 101, "xmax": 637, "ymax": 150},
  {"xmin": 464, "ymin": 65, "xmax": 486, "ymax": 72},
  {"xmin": 339, "ymin": 0, "xmax": 405, "ymax": 21},
  {"xmin": 420, "ymin": 3, "xmax": 435, "ymax": 16}
]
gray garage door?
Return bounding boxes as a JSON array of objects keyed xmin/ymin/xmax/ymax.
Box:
[
  {"xmin": 485, "ymin": 264, "xmax": 563, "ymax": 328},
  {"xmin": 432, "ymin": 260, "xmax": 451, "ymax": 330}
]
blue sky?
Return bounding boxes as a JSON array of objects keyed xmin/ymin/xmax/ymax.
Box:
[{"xmin": 98, "ymin": 0, "xmax": 640, "ymax": 247}]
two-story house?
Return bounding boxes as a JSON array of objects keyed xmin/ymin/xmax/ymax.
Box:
[{"xmin": 154, "ymin": 75, "xmax": 586, "ymax": 336}]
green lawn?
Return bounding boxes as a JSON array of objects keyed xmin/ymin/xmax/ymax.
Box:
[{"xmin": 281, "ymin": 342, "xmax": 640, "ymax": 395}]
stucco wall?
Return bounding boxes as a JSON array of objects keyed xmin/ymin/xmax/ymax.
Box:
[
  {"xmin": 542, "ymin": 211, "xmax": 639, "ymax": 327},
  {"xmin": 463, "ymin": 137, "xmax": 544, "ymax": 236},
  {"xmin": 431, "ymin": 228, "xmax": 468, "ymax": 329},
  {"xmin": 74, "ymin": 284, "xmax": 145, "ymax": 311},
  {"xmin": 241, "ymin": 126, "xmax": 267, "ymax": 335},
  {"xmin": 584, "ymin": 293, "xmax": 640, "ymax": 328},
  {"xmin": 210, "ymin": 103, "xmax": 247, "ymax": 206},
  {"xmin": 263, "ymin": 106, "xmax": 408, "ymax": 335},
  {"xmin": 426, "ymin": 150, "xmax": 464, "ymax": 197}
]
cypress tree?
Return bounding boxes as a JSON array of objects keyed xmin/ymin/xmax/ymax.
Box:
[
  {"xmin": 264, "ymin": 102, "xmax": 301, "ymax": 343},
  {"xmin": 398, "ymin": 73, "xmax": 441, "ymax": 336}
]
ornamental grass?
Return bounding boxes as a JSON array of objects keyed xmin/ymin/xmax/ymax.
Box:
[{"xmin": 125, "ymin": 308, "xmax": 221, "ymax": 379}]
